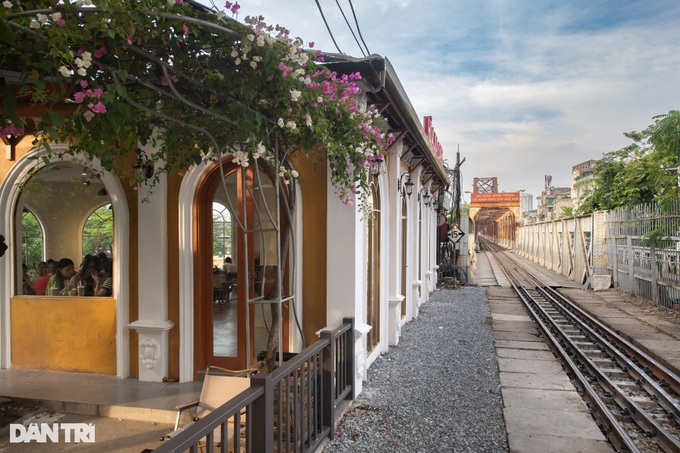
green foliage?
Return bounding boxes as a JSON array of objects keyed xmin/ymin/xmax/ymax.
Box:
[
  {"xmin": 578, "ymin": 110, "xmax": 680, "ymax": 214},
  {"xmin": 0, "ymin": 1, "xmax": 394, "ymax": 208},
  {"xmin": 21, "ymin": 210, "xmax": 42, "ymax": 269},
  {"xmin": 82, "ymin": 204, "xmax": 113, "ymax": 256},
  {"xmin": 559, "ymin": 206, "xmax": 574, "ymax": 218}
]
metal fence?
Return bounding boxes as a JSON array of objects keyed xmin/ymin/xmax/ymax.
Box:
[
  {"xmin": 606, "ymin": 201, "xmax": 680, "ymax": 310},
  {"xmin": 517, "ymin": 200, "xmax": 680, "ymax": 312},
  {"xmin": 154, "ymin": 317, "xmax": 355, "ymax": 453}
]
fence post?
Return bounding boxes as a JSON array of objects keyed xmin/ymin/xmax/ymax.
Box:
[
  {"xmin": 343, "ymin": 317, "xmax": 356, "ymax": 400},
  {"xmin": 251, "ymin": 373, "xmax": 273, "ymax": 452},
  {"xmin": 320, "ymin": 329, "xmax": 335, "ymax": 438},
  {"xmin": 627, "ymin": 235, "xmax": 635, "ymax": 293},
  {"xmin": 651, "ymin": 239, "xmax": 659, "ymax": 305}
]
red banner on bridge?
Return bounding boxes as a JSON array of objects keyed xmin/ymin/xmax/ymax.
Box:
[{"xmin": 470, "ymin": 192, "xmax": 520, "ymax": 207}]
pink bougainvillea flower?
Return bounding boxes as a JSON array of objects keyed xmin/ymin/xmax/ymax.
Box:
[
  {"xmin": 94, "ymin": 46, "xmax": 107, "ymax": 58},
  {"xmin": 73, "ymin": 91, "xmax": 87, "ymax": 104},
  {"xmin": 89, "ymin": 102, "xmax": 107, "ymax": 114},
  {"xmin": 83, "ymin": 110, "xmax": 95, "ymax": 122},
  {"xmin": 127, "ymin": 35, "xmax": 133, "ymax": 45},
  {"xmin": 79, "ymin": 80, "xmax": 88, "ymax": 89},
  {"xmin": 183, "ymin": 24, "xmax": 189, "ymax": 35}
]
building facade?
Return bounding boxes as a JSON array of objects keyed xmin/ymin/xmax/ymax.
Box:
[{"xmin": 0, "ymin": 55, "xmax": 448, "ymax": 395}]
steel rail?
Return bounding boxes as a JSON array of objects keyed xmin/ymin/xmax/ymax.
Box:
[{"xmin": 480, "ymin": 237, "xmax": 680, "ymax": 452}]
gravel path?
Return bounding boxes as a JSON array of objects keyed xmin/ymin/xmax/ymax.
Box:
[{"xmin": 323, "ymin": 287, "xmax": 509, "ymax": 453}]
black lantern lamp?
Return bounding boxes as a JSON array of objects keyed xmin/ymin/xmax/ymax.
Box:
[
  {"xmin": 419, "ymin": 188, "xmax": 431, "ymax": 206},
  {"xmin": 398, "ymin": 172, "xmax": 414, "ymax": 197},
  {"xmin": 371, "ymin": 157, "xmax": 383, "ymax": 177}
]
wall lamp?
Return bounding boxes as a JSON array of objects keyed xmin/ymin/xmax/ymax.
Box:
[
  {"xmin": 419, "ymin": 188, "xmax": 431, "ymax": 206},
  {"xmin": 371, "ymin": 157, "xmax": 383, "ymax": 177},
  {"xmin": 432, "ymin": 198, "xmax": 439, "ymax": 211},
  {"xmin": 397, "ymin": 172, "xmax": 414, "ymax": 197}
]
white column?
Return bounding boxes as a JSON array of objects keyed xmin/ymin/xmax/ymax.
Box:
[
  {"xmin": 387, "ymin": 145, "xmax": 403, "ymax": 345},
  {"xmin": 410, "ymin": 167, "xmax": 423, "ymax": 318},
  {"xmin": 128, "ymin": 160, "xmax": 174, "ymax": 382},
  {"xmin": 326, "ymin": 171, "xmax": 367, "ymax": 395}
]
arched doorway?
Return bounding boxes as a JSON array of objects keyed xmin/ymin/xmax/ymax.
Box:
[
  {"xmin": 0, "ymin": 146, "xmax": 130, "ymax": 376},
  {"xmin": 193, "ymin": 158, "xmax": 292, "ymax": 374}
]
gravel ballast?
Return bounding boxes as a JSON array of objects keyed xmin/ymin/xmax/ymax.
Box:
[{"xmin": 322, "ymin": 287, "xmax": 509, "ymax": 452}]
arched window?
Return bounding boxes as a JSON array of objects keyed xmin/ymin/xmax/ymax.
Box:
[
  {"xmin": 82, "ymin": 204, "xmax": 114, "ymax": 257},
  {"xmin": 366, "ymin": 180, "xmax": 380, "ymax": 353},
  {"xmin": 212, "ymin": 202, "xmax": 233, "ymax": 261},
  {"xmin": 21, "ymin": 208, "xmax": 43, "ymax": 268}
]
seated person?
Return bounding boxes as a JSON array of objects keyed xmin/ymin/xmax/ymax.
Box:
[
  {"xmin": 34, "ymin": 260, "xmax": 56, "ymax": 296},
  {"xmin": 67, "ymin": 254, "xmax": 101, "ymax": 296},
  {"xmin": 93, "ymin": 260, "xmax": 113, "ymax": 297},
  {"xmin": 47, "ymin": 258, "xmax": 75, "ymax": 295},
  {"xmin": 223, "ymin": 256, "xmax": 237, "ymax": 274},
  {"xmin": 22, "ymin": 264, "xmax": 34, "ymax": 295}
]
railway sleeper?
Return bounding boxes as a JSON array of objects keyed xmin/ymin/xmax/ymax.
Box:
[
  {"xmin": 572, "ymin": 341, "xmax": 601, "ymax": 350},
  {"xmin": 601, "ymin": 367, "xmax": 627, "ymax": 376},
  {"xmin": 589, "ymin": 357, "xmax": 617, "ymax": 365}
]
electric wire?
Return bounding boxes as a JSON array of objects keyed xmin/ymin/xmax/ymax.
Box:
[
  {"xmin": 315, "ymin": 0, "xmax": 344, "ymax": 54},
  {"xmin": 347, "ymin": 0, "xmax": 371, "ymax": 55},
  {"xmin": 333, "ymin": 0, "xmax": 366, "ymax": 57}
]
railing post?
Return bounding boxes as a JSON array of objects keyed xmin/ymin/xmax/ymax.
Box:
[
  {"xmin": 320, "ymin": 329, "xmax": 335, "ymax": 438},
  {"xmin": 251, "ymin": 373, "xmax": 273, "ymax": 452},
  {"xmin": 344, "ymin": 317, "xmax": 356, "ymax": 400}
]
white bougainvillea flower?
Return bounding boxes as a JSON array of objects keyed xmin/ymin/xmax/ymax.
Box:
[
  {"xmin": 3, "ymin": 1, "xmax": 13, "ymax": 9},
  {"xmin": 232, "ymin": 150, "xmax": 250, "ymax": 167},
  {"xmin": 58, "ymin": 66, "xmax": 71, "ymax": 77},
  {"xmin": 290, "ymin": 90, "xmax": 301, "ymax": 102}
]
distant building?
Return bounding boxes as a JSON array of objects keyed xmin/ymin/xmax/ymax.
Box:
[
  {"xmin": 519, "ymin": 192, "xmax": 533, "ymax": 225},
  {"xmin": 538, "ymin": 175, "xmax": 571, "ymax": 221},
  {"xmin": 571, "ymin": 159, "xmax": 597, "ymax": 210}
]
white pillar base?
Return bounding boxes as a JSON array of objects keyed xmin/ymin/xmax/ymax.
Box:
[
  {"xmin": 128, "ymin": 320, "xmax": 174, "ymax": 382},
  {"xmin": 388, "ymin": 296, "xmax": 404, "ymax": 345}
]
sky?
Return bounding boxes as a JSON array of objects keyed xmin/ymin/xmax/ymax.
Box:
[{"xmin": 202, "ymin": 0, "xmax": 680, "ymax": 203}]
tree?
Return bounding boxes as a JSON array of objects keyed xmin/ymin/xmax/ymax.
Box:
[
  {"xmin": 578, "ymin": 110, "xmax": 680, "ymax": 214},
  {"xmin": 0, "ymin": 0, "xmax": 393, "ymax": 205}
]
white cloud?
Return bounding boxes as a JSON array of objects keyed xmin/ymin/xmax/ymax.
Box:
[{"xmin": 205, "ymin": 0, "xmax": 680, "ymax": 198}]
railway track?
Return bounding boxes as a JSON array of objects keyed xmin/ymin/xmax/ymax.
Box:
[{"xmin": 479, "ymin": 237, "xmax": 680, "ymax": 453}]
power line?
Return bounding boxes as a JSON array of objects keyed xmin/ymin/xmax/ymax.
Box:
[
  {"xmin": 347, "ymin": 0, "xmax": 371, "ymax": 55},
  {"xmin": 333, "ymin": 0, "xmax": 366, "ymax": 57},
  {"xmin": 315, "ymin": 0, "xmax": 344, "ymax": 54}
]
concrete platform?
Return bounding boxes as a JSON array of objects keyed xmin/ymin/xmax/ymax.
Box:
[{"xmin": 0, "ymin": 370, "xmax": 201, "ymax": 452}]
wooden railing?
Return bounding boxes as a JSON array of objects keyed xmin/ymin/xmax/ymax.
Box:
[{"xmin": 154, "ymin": 317, "xmax": 355, "ymax": 453}]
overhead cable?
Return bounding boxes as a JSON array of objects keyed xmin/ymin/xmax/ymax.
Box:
[
  {"xmin": 333, "ymin": 0, "xmax": 366, "ymax": 57},
  {"xmin": 315, "ymin": 0, "xmax": 344, "ymax": 54},
  {"xmin": 347, "ymin": 0, "xmax": 371, "ymax": 55}
]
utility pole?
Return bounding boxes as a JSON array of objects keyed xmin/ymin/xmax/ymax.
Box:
[{"xmin": 453, "ymin": 146, "xmax": 465, "ymax": 226}]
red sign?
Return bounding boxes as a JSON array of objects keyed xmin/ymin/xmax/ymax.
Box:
[
  {"xmin": 470, "ymin": 192, "xmax": 520, "ymax": 207},
  {"xmin": 423, "ymin": 116, "xmax": 444, "ymax": 162}
]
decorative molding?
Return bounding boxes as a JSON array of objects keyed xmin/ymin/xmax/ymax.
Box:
[{"xmin": 140, "ymin": 338, "xmax": 160, "ymax": 370}]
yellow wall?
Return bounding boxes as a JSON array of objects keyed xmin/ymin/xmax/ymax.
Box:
[
  {"xmin": 11, "ymin": 296, "xmax": 116, "ymax": 374},
  {"xmin": 294, "ymin": 156, "xmax": 329, "ymax": 346}
]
